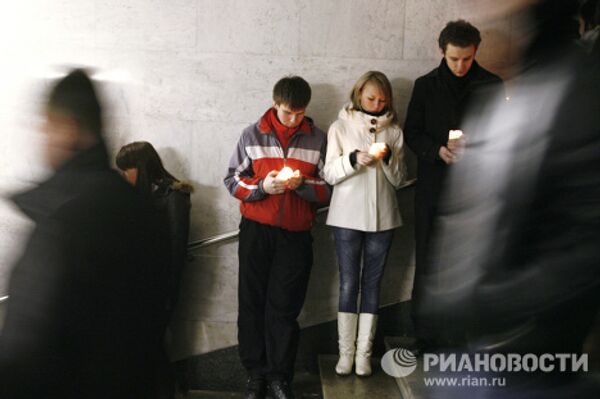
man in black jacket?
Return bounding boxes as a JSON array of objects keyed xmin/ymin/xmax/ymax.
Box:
[
  {"xmin": 0, "ymin": 69, "xmax": 166, "ymax": 398},
  {"xmin": 404, "ymin": 20, "xmax": 503, "ymax": 349}
]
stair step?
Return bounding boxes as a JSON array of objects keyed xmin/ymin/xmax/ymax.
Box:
[
  {"xmin": 384, "ymin": 336, "xmax": 433, "ymax": 399},
  {"xmin": 318, "ymin": 354, "xmax": 400, "ymax": 399}
]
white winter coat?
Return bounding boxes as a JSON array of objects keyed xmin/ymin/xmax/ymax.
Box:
[{"xmin": 324, "ymin": 104, "xmax": 406, "ymax": 232}]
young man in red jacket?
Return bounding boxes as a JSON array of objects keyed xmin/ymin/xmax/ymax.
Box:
[{"xmin": 224, "ymin": 76, "xmax": 330, "ymax": 399}]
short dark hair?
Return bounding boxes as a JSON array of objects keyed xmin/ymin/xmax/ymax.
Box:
[
  {"xmin": 272, "ymin": 76, "xmax": 311, "ymax": 110},
  {"xmin": 438, "ymin": 20, "xmax": 482, "ymax": 52},
  {"xmin": 47, "ymin": 68, "xmax": 103, "ymax": 138}
]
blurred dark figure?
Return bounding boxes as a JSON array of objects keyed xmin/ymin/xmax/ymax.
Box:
[
  {"xmin": 116, "ymin": 141, "xmax": 192, "ymax": 321},
  {"xmin": 116, "ymin": 141, "xmax": 193, "ymax": 398},
  {"xmin": 0, "ymin": 69, "xmax": 166, "ymax": 399},
  {"xmin": 578, "ymin": 0, "xmax": 600, "ymax": 55},
  {"xmin": 422, "ymin": 0, "xmax": 600, "ymax": 397}
]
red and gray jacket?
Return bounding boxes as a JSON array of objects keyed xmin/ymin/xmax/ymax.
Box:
[{"xmin": 224, "ymin": 109, "xmax": 331, "ymax": 231}]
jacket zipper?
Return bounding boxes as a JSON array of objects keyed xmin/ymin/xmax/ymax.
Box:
[
  {"xmin": 277, "ymin": 130, "xmax": 302, "ymax": 228},
  {"xmin": 276, "ymin": 131, "xmax": 288, "ymax": 228}
]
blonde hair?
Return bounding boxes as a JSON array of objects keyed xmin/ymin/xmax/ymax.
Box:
[{"xmin": 349, "ymin": 71, "xmax": 398, "ymax": 124}]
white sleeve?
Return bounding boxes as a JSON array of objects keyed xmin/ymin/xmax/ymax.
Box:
[
  {"xmin": 323, "ymin": 121, "xmax": 361, "ymax": 186},
  {"xmin": 381, "ymin": 128, "xmax": 407, "ymax": 189}
]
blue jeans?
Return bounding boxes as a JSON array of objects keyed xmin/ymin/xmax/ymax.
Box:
[{"xmin": 333, "ymin": 227, "xmax": 394, "ymax": 314}]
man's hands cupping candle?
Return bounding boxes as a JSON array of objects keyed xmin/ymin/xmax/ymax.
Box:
[{"xmin": 263, "ymin": 167, "xmax": 303, "ymax": 193}]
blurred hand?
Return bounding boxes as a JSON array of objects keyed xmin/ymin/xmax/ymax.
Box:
[
  {"xmin": 262, "ymin": 170, "xmax": 286, "ymax": 194},
  {"xmin": 447, "ymin": 136, "xmax": 466, "ymax": 152},
  {"xmin": 448, "ymin": 137, "xmax": 466, "ymax": 163},
  {"xmin": 287, "ymin": 170, "xmax": 303, "ymax": 190},
  {"xmin": 438, "ymin": 146, "xmax": 456, "ymax": 165},
  {"xmin": 356, "ymin": 151, "xmax": 375, "ymax": 166}
]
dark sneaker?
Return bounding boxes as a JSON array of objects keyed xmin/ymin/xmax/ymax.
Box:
[
  {"xmin": 244, "ymin": 375, "xmax": 267, "ymax": 399},
  {"xmin": 268, "ymin": 380, "xmax": 295, "ymax": 399}
]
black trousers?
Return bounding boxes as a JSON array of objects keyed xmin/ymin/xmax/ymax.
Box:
[
  {"xmin": 237, "ymin": 218, "xmax": 313, "ymax": 382},
  {"xmin": 411, "ymin": 200, "xmax": 438, "ymax": 341}
]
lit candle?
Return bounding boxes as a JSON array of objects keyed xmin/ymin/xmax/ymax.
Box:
[
  {"xmin": 448, "ymin": 130, "xmax": 463, "ymax": 140},
  {"xmin": 276, "ymin": 166, "xmax": 294, "ymax": 181},
  {"xmin": 368, "ymin": 142, "xmax": 387, "ymax": 156}
]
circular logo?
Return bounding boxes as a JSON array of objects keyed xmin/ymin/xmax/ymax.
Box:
[{"xmin": 381, "ymin": 347, "xmax": 418, "ymax": 377}]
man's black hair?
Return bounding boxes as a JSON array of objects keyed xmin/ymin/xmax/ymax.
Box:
[
  {"xmin": 272, "ymin": 76, "xmax": 312, "ymax": 110},
  {"xmin": 438, "ymin": 20, "xmax": 482, "ymax": 51}
]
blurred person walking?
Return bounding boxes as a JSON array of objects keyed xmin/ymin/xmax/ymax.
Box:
[{"xmin": 0, "ymin": 69, "xmax": 166, "ymax": 399}]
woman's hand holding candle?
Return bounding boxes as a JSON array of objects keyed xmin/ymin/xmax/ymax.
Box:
[
  {"xmin": 368, "ymin": 142, "xmax": 389, "ymax": 160},
  {"xmin": 356, "ymin": 151, "xmax": 375, "ymax": 166}
]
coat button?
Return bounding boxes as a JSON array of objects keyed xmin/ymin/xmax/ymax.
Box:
[
  {"xmin": 371, "ymin": 119, "xmax": 377, "ymax": 125},
  {"xmin": 369, "ymin": 127, "xmax": 376, "ymax": 133}
]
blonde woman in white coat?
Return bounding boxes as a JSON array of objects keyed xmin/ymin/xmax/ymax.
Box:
[{"xmin": 324, "ymin": 71, "xmax": 406, "ymax": 377}]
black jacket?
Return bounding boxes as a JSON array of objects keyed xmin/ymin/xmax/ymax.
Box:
[
  {"xmin": 404, "ymin": 59, "xmax": 503, "ymax": 206},
  {"xmin": 152, "ymin": 180, "xmax": 191, "ymax": 317},
  {"xmin": 0, "ymin": 143, "xmax": 167, "ymax": 399}
]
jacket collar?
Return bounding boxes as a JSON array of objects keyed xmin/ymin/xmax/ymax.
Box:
[
  {"xmin": 338, "ymin": 103, "xmax": 395, "ymax": 130},
  {"xmin": 438, "ymin": 58, "xmax": 482, "ymax": 81},
  {"xmin": 11, "ymin": 142, "xmax": 111, "ymax": 222},
  {"xmin": 257, "ymin": 107, "xmax": 313, "ymax": 136}
]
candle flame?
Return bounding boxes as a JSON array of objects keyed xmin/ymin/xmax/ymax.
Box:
[
  {"xmin": 276, "ymin": 166, "xmax": 294, "ymax": 181},
  {"xmin": 368, "ymin": 143, "xmax": 387, "ymax": 156},
  {"xmin": 449, "ymin": 130, "xmax": 464, "ymax": 140}
]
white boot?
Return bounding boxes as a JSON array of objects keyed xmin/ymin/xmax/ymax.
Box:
[
  {"xmin": 355, "ymin": 313, "xmax": 378, "ymax": 377},
  {"xmin": 335, "ymin": 312, "xmax": 358, "ymax": 376}
]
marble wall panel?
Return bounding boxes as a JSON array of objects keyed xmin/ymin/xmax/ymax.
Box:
[
  {"xmin": 94, "ymin": 0, "xmax": 198, "ymax": 50},
  {"xmin": 0, "ymin": 190, "xmax": 33, "ymax": 295},
  {"xmin": 300, "ymin": 0, "xmax": 405, "ymax": 60},
  {"xmin": 404, "ymin": 0, "xmax": 512, "ymax": 76},
  {"xmin": 196, "ymin": 0, "xmax": 301, "ymax": 56}
]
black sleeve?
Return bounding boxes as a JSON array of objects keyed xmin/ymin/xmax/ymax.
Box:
[
  {"xmin": 349, "ymin": 149, "xmax": 359, "ymax": 167},
  {"xmin": 166, "ymin": 191, "xmax": 191, "ymax": 309},
  {"xmin": 404, "ymin": 79, "xmax": 441, "ymax": 163}
]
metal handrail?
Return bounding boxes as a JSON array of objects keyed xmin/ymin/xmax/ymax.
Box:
[
  {"xmin": 187, "ymin": 178, "xmax": 416, "ymax": 251},
  {"xmin": 0, "ymin": 179, "xmax": 417, "ymax": 303}
]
